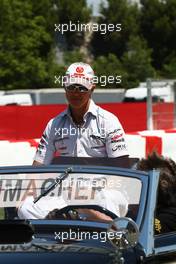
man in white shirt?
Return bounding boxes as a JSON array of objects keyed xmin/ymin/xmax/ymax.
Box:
[
  {"xmin": 33, "ymin": 62, "xmax": 128, "ymax": 165},
  {"xmin": 18, "ymin": 189, "xmax": 129, "ymax": 220},
  {"xmin": 18, "ymin": 62, "xmax": 129, "ymax": 220}
]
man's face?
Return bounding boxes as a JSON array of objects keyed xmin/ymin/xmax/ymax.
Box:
[{"xmin": 65, "ymin": 84, "xmax": 93, "ymax": 109}]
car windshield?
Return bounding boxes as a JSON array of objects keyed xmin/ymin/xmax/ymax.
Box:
[{"xmin": 0, "ymin": 169, "xmax": 142, "ymax": 222}]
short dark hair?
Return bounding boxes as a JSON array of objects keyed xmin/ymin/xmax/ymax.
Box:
[{"xmin": 137, "ymin": 152, "xmax": 176, "ymax": 208}]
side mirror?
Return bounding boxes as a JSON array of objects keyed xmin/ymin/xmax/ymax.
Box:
[{"xmin": 107, "ymin": 217, "xmax": 139, "ymax": 249}]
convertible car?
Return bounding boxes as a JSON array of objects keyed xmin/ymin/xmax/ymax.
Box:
[{"xmin": 0, "ymin": 157, "xmax": 176, "ymax": 264}]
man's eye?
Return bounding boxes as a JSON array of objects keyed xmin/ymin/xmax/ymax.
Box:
[{"xmin": 80, "ymin": 88, "xmax": 86, "ymax": 92}]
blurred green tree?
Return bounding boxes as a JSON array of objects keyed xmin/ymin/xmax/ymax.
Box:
[
  {"xmin": 64, "ymin": 50, "xmax": 84, "ymax": 65},
  {"xmin": 93, "ymin": 53, "xmax": 127, "ymax": 88},
  {"xmin": 122, "ymin": 36, "xmax": 156, "ymax": 88},
  {"xmin": 162, "ymin": 56, "xmax": 176, "ymax": 79},
  {"xmin": 54, "ymin": 0, "xmax": 91, "ymax": 49},
  {"xmin": 140, "ymin": 0, "xmax": 176, "ymax": 70},
  {"xmin": 0, "ymin": 0, "xmax": 56, "ymax": 90},
  {"xmin": 91, "ymin": 0, "xmax": 140, "ymax": 58}
]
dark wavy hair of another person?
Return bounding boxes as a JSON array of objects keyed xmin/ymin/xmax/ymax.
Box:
[{"xmin": 137, "ymin": 152, "xmax": 176, "ymax": 209}]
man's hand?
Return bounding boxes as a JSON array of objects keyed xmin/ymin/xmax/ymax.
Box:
[
  {"xmin": 32, "ymin": 160, "xmax": 43, "ymax": 166},
  {"xmin": 77, "ymin": 209, "xmax": 113, "ymax": 222}
]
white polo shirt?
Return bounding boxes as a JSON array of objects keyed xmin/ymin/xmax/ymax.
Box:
[
  {"xmin": 34, "ymin": 100, "xmax": 128, "ymax": 164},
  {"xmin": 18, "ymin": 189, "xmax": 128, "ymax": 219}
]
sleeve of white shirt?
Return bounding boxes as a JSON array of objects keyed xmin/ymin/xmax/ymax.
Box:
[
  {"xmin": 18, "ymin": 196, "xmax": 67, "ymax": 219},
  {"xmin": 105, "ymin": 114, "xmax": 128, "ymax": 158},
  {"xmin": 95, "ymin": 189, "xmax": 128, "ymax": 217},
  {"xmin": 34, "ymin": 119, "xmax": 55, "ymax": 165}
]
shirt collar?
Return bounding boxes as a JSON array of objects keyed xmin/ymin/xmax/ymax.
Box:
[
  {"xmin": 62, "ymin": 99, "xmax": 98, "ymax": 118},
  {"xmin": 59, "ymin": 107, "xmax": 69, "ymax": 117},
  {"xmin": 86, "ymin": 99, "xmax": 98, "ymax": 117}
]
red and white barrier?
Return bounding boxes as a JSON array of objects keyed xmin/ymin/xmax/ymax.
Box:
[
  {"xmin": 127, "ymin": 129, "xmax": 176, "ymax": 161},
  {"xmin": 0, "ymin": 129, "xmax": 176, "ymax": 166},
  {"xmin": 0, "ymin": 139, "xmax": 40, "ymax": 166}
]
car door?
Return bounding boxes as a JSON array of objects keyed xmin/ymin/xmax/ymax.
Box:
[
  {"xmin": 148, "ymin": 232, "xmax": 176, "ymax": 263},
  {"xmin": 142, "ymin": 168, "xmax": 176, "ymax": 263}
]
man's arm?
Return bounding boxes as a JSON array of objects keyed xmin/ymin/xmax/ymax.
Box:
[
  {"xmin": 33, "ymin": 119, "xmax": 56, "ymax": 165},
  {"xmin": 105, "ymin": 115, "xmax": 128, "ymax": 158}
]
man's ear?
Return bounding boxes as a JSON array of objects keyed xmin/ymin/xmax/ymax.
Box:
[{"xmin": 91, "ymin": 84, "xmax": 96, "ymax": 93}]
